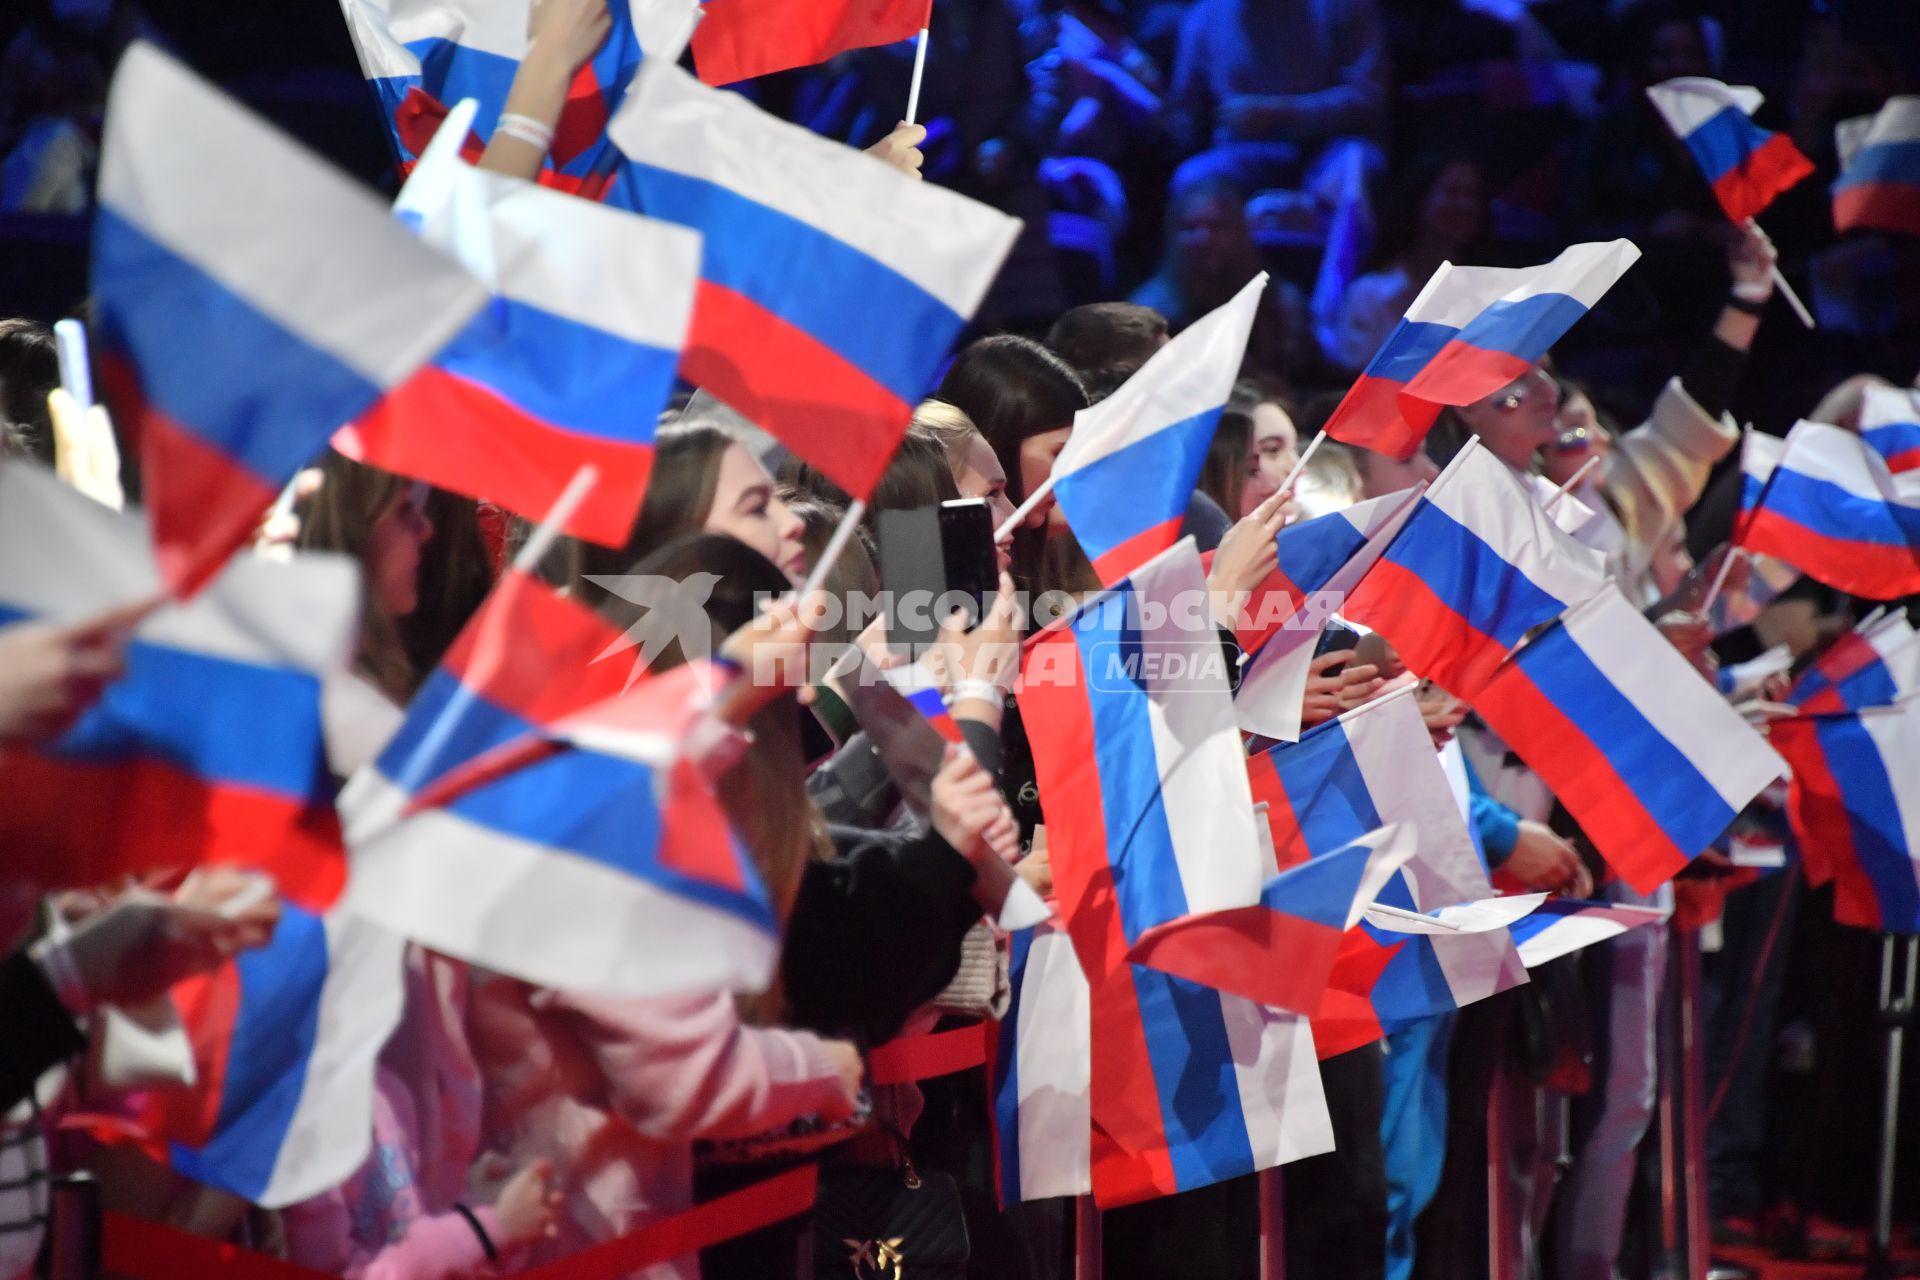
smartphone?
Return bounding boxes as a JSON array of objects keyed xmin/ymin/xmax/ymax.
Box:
[{"xmin": 878, "ymin": 499, "xmax": 999, "ymax": 650}]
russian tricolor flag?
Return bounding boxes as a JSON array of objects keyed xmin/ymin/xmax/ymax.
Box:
[
  {"xmin": 988, "ymin": 916, "xmax": 1334, "ymax": 1208},
  {"xmin": 1049, "ymin": 276, "xmax": 1267, "ymax": 584},
  {"xmin": 340, "ymin": 117, "xmax": 701, "ymax": 547},
  {"xmin": 1834, "ymin": 96, "xmax": 1920, "ymax": 238},
  {"xmin": 606, "ymin": 58, "xmax": 1021, "ymax": 502},
  {"xmin": 1772, "ymin": 698, "xmax": 1920, "ymax": 934},
  {"xmin": 1320, "ymin": 241, "xmax": 1639, "ymax": 461},
  {"xmin": 1232, "ymin": 485, "xmax": 1424, "ymax": 741},
  {"xmin": 1507, "ymin": 898, "xmax": 1668, "ymax": 968},
  {"xmin": 91, "ymin": 43, "xmax": 486, "ymax": 596},
  {"xmin": 1342, "ymin": 438, "xmax": 1609, "ymax": 698},
  {"xmin": 1475, "ymin": 588, "xmax": 1787, "ymax": 893},
  {"xmin": 1787, "ymin": 610, "xmax": 1919, "ymax": 714},
  {"xmin": 1125, "ymin": 823, "xmax": 1417, "ymax": 1016},
  {"xmin": 146, "ymin": 909, "xmax": 404, "ymax": 1207},
  {"xmin": 1647, "ymin": 77, "xmax": 1814, "ymax": 224},
  {"xmin": 1018, "ymin": 537, "xmax": 1268, "ymax": 980},
  {"xmin": 341, "ymin": 569, "xmax": 779, "ymax": 996},
  {"xmin": 1737, "ymin": 418, "xmax": 1920, "ymax": 600},
  {"xmin": 1862, "ymin": 385, "xmax": 1920, "ymax": 475},
  {"xmin": 337, "ymin": 0, "xmax": 698, "ymax": 182},
  {"xmin": 692, "ymin": 0, "xmax": 930, "ymax": 86},
  {"xmin": 1244, "ymin": 687, "xmax": 1528, "ymax": 1058},
  {"xmin": 0, "ymin": 461, "xmax": 357, "ymax": 905}
]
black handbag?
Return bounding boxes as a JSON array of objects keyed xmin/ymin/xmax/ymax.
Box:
[{"xmin": 812, "ymin": 1133, "xmax": 970, "ymax": 1280}]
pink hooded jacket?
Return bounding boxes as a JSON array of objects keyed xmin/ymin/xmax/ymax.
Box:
[{"xmin": 468, "ymin": 978, "xmax": 852, "ymax": 1280}]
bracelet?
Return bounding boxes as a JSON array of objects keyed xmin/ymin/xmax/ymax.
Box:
[
  {"xmin": 494, "ymin": 112, "xmax": 555, "ymax": 151},
  {"xmin": 1724, "ymin": 293, "xmax": 1767, "ymax": 315},
  {"xmin": 453, "ymin": 1204, "xmax": 497, "ymax": 1262},
  {"xmin": 1730, "ymin": 278, "xmax": 1772, "ymax": 303},
  {"xmin": 949, "ymin": 679, "xmax": 1006, "ymax": 709}
]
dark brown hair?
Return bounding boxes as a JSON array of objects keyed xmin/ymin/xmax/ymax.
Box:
[{"xmin": 294, "ymin": 452, "xmax": 416, "ymax": 700}]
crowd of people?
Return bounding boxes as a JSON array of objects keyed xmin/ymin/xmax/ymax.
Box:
[{"xmin": 2, "ymin": 0, "xmax": 1920, "ymax": 1278}]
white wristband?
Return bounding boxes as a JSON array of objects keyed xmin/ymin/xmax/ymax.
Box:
[
  {"xmin": 1730, "ymin": 279, "xmax": 1772, "ymax": 303},
  {"xmin": 495, "ymin": 112, "xmax": 555, "ymax": 151}
]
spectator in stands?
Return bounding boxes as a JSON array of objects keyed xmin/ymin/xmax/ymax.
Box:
[
  {"xmin": 1330, "ymin": 153, "xmax": 1491, "ymax": 372},
  {"xmin": 1165, "ymin": 0, "xmax": 1388, "ymax": 194}
]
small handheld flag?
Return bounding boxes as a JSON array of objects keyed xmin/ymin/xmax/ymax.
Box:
[
  {"xmin": 1834, "ymin": 96, "xmax": 1920, "ymax": 239},
  {"xmin": 1049, "ymin": 275, "xmax": 1267, "ymax": 583},
  {"xmin": 341, "ymin": 125, "xmax": 701, "ymax": 547},
  {"xmin": 1736, "ymin": 418, "xmax": 1920, "ymax": 600},
  {"xmin": 690, "ymin": 0, "xmax": 931, "ymax": 86},
  {"xmin": 606, "ymin": 58, "xmax": 1020, "ymax": 504},
  {"xmin": 1474, "ymin": 588, "xmax": 1787, "ymax": 892},
  {"xmin": 1320, "ymin": 241, "xmax": 1639, "ymax": 461},
  {"xmin": 92, "ymin": 43, "xmax": 486, "ymax": 595},
  {"xmin": 1647, "ymin": 77, "xmax": 1813, "ymax": 225}
]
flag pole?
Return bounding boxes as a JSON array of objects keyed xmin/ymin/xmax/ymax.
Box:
[
  {"xmin": 1541, "ymin": 454, "xmax": 1601, "ymax": 514},
  {"xmin": 995, "ymin": 474, "xmax": 1056, "ymax": 543},
  {"xmin": 1744, "ymin": 218, "xmax": 1814, "ymax": 329},
  {"xmin": 905, "ymin": 27, "xmax": 930, "ymax": 126},
  {"xmin": 1075, "ymin": 1196, "xmax": 1103, "ymax": 1280},
  {"xmin": 1258, "ymin": 1167, "xmax": 1287, "ymax": 1280},
  {"xmin": 371, "ymin": 466, "xmax": 598, "ymax": 834},
  {"xmin": 1698, "ymin": 545, "xmax": 1745, "ymax": 616},
  {"xmin": 799, "ymin": 498, "xmax": 867, "ymax": 598},
  {"xmin": 1275, "ymin": 432, "xmax": 1327, "ymax": 500}
]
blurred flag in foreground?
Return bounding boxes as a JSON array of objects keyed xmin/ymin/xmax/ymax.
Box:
[
  {"xmin": 0, "ymin": 460, "xmax": 355, "ymax": 905},
  {"xmin": 92, "ymin": 42, "xmax": 484, "ymax": 595}
]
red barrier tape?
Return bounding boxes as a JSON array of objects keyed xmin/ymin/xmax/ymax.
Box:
[
  {"xmin": 101, "ymin": 1164, "xmax": 820, "ymax": 1280},
  {"xmin": 102, "ymin": 1212, "xmax": 332, "ymax": 1280},
  {"xmin": 868, "ymin": 1022, "xmax": 990, "ymax": 1085},
  {"xmin": 517, "ymin": 1164, "xmax": 819, "ymax": 1280}
]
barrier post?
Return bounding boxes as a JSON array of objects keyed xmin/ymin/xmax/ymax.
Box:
[
  {"xmin": 1076, "ymin": 1196, "xmax": 1102, "ymax": 1280},
  {"xmin": 1258, "ymin": 1167, "xmax": 1286, "ymax": 1280},
  {"xmin": 1865, "ymin": 933, "xmax": 1918, "ymax": 1280}
]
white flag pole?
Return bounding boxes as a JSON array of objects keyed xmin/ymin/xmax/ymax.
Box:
[
  {"xmin": 799, "ymin": 497, "xmax": 867, "ymax": 598},
  {"xmin": 905, "ymin": 27, "xmax": 930, "ymax": 126},
  {"xmin": 1699, "ymin": 545, "xmax": 1746, "ymax": 617},
  {"xmin": 1541, "ymin": 454, "xmax": 1601, "ymax": 514},
  {"xmin": 1744, "ymin": 218, "xmax": 1814, "ymax": 329},
  {"xmin": 1275, "ymin": 431, "xmax": 1327, "ymax": 499},
  {"xmin": 995, "ymin": 474, "xmax": 1056, "ymax": 543}
]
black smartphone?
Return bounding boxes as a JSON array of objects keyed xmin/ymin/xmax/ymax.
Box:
[{"xmin": 877, "ymin": 499, "xmax": 999, "ymax": 650}]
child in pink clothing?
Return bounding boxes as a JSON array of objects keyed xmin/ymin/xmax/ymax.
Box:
[
  {"xmin": 281, "ymin": 1066, "xmax": 558, "ymax": 1280},
  {"xmin": 469, "ymin": 980, "xmax": 861, "ymax": 1280}
]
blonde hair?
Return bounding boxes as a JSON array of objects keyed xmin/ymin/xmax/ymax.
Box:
[{"xmin": 911, "ymin": 399, "xmax": 982, "ymax": 466}]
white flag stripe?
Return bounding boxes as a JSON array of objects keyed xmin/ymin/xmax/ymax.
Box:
[
  {"xmin": 1429, "ymin": 439, "xmax": 1611, "ymax": 610},
  {"xmin": 1515, "ymin": 904, "xmax": 1668, "ymax": 969},
  {"xmin": 1558, "ymin": 589, "xmax": 1788, "ymax": 808},
  {"xmin": 1780, "ymin": 420, "xmax": 1920, "ymax": 504},
  {"xmin": 611, "ymin": 59, "xmax": 1021, "ymax": 318},
  {"xmin": 1012, "ymin": 924, "xmax": 1092, "ymax": 1200},
  {"xmin": 0, "ymin": 462, "xmax": 358, "ymax": 674},
  {"xmin": 1646, "ymin": 77, "xmax": 1767, "ymax": 134},
  {"xmin": 1222, "ymin": 1002, "xmax": 1335, "ymax": 1171},
  {"xmin": 1403, "ymin": 240, "xmax": 1640, "ymax": 329},
  {"xmin": 1136, "ymin": 541, "xmax": 1268, "ymax": 918},
  {"xmin": 99, "ymin": 44, "xmax": 485, "ymax": 391},
  {"xmin": 258, "ymin": 915, "xmax": 406, "ymax": 1206},
  {"xmin": 402, "ymin": 160, "xmax": 702, "ymax": 351},
  {"xmin": 1052, "ymin": 276, "xmax": 1263, "ymax": 477},
  {"xmin": 1365, "ymin": 893, "xmax": 1547, "ymax": 935},
  {"xmin": 1858, "ymin": 701, "xmax": 1920, "ymax": 861},
  {"xmin": 1837, "ymin": 98, "xmax": 1920, "ymax": 168},
  {"xmin": 341, "ymin": 775, "xmax": 777, "ymax": 997}
]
